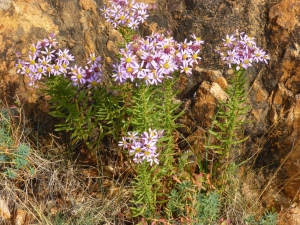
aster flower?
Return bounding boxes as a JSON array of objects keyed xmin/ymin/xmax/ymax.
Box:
[
  {"xmin": 56, "ymin": 49, "xmax": 73, "ymax": 64},
  {"xmin": 223, "ymin": 34, "xmax": 236, "ymax": 47},
  {"xmin": 128, "ymin": 20, "xmax": 139, "ymax": 29},
  {"xmin": 38, "ymin": 56, "xmax": 51, "ymax": 69},
  {"xmin": 216, "ymin": 30, "xmax": 270, "ymax": 70},
  {"xmin": 112, "ymin": 32, "xmax": 203, "ymax": 85},
  {"xmin": 118, "ymin": 136, "xmax": 129, "ymax": 149},
  {"xmin": 137, "ymin": 9, "xmax": 148, "ymax": 23},
  {"xmin": 34, "ymin": 64, "xmax": 45, "ymax": 80},
  {"xmin": 127, "ymin": 131, "xmax": 139, "ymax": 141},
  {"xmin": 28, "ymin": 55, "xmax": 37, "ymax": 70},
  {"xmin": 100, "ymin": 0, "xmax": 149, "ymax": 30},
  {"xmin": 191, "ymin": 50, "xmax": 201, "ymax": 65},
  {"xmin": 129, "ymin": 141, "xmax": 143, "ymax": 157},
  {"xmin": 15, "ymin": 59, "xmax": 26, "ymax": 73},
  {"xmin": 58, "ymin": 61, "xmax": 69, "ymax": 75},
  {"xmin": 159, "ymin": 58, "xmax": 178, "ymax": 75},
  {"xmin": 87, "ymin": 53, "xmax": 100, "ymax": 64},
  {"xmin": 29, "ymin": 43, "xmax": 41, "ymax": 57},
  {"xmin": 120, "ymin": 129, "xmax": 163, "ymax": 166},
  {"xmin": 180, "ymin": 61, "xmax": 193, "ymax": 75},
  {"xmin": 21, "ymin": 66, "xmax": 32, "ymax": 76},
  {"xmin": 51, "ymin": 63, "xmax": 62, "ymax": 76},
  {"xmin": 87, "ymin": 74, "xmax": 102, "ymax": 89},
  {"xmin": 121, "ymin": 52, "xmax": 139, "ymax": 69},
  {"xmin": 112, "ymin": 64, "xmax": 127, "ymax": 83},
  {"xmin": 71, "ymin": 65, "xmax": 87, "ymax": 85},
  {"xmin": 41, "ymin": 47, "xmax": 56, "ymax": 61},
  {"xmin": 45, "ymin": 33, "xmax": 58, "ymax": 48},
  {"xmin": 146, "ymin": 153, "xmax": 160, "ymax": 166},
  {"xmin": 133, "ymin": 156, "xmax": 143, "ymax": 164},
  {"xmin": 191, "ymin": 34, "xmax": 205, "ymax": 45}
]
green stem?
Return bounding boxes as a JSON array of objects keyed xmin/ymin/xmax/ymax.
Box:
[
  {"xmin": 161, "ymin": 79, "xmax": 175, "ymax": 165},
  {"xmin": 141, "ymin": 84, "xmax": 149, "ymax": 130},
  {"xmin": 224, "ymin": 72, "xmax": 239, "ymax": 156}
]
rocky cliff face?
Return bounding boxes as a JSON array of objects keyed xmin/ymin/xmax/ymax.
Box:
[{"xmin": 0, "ymin": 0, "xmax": 300, "ymax": 223}]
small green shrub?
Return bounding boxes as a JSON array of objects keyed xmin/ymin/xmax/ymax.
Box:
[
  {"xmin": 244, "ymin": 209, "xmax": 277, "ymax": 225},
  {"xmin": 0, "ymin": 108, "xmax": 34, "ymax": 179},
  {"xmin": 167, "ymin": 180, "xmax": 221, "ymax": 224}
]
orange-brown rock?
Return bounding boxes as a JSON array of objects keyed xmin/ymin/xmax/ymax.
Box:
[{"xmin": 1, "ymin": 0, "xmax": 300, "ymax": 223}]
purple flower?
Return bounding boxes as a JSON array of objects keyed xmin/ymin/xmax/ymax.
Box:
[
  {"xmin": 222, "ymin": 34, "xmax": 236, "ymax": 47},
  {"xmin": 51, "ymin": 63, "xmax": 62, "ymax": 76},
  {"xmin": 120, "ymin": 129, "xmax": 164, "ymax": 166},
  {"xmin": 87, "ymin": 53, "xmax": 101, "ymax": 65},
  {"xmin": 130, "ymin": 141, "xmax": 143, "ymax": 157},
  {"xmin": 56, "ymin": 49, "xmax": 74, "ymax": 64},
  {"xmin": 118, "ymin": 136, "xmax": 129, "ymax": 149},
  {"xmin": 112, "ymin": 64, "xmax": 127, "ymax": 83},
  {"xmin": 71, "ymin": 65, "xmax": 87, "ymax": 86},
  {"xmin": 100, "ymin": 0, "xmax": 150, "ymax": 30},
  {"xmin": 35, "ymin": 63, "xmax": 46, "ymax": 78},
  {"xmin": 29, "ymin": 43, "xmax": 41, "ymax": 57},
  {"xmin": 15, "ymin": 59, "xmax": 26, "ymax": 73},
  {"xmin": 216, "ymin": 30, "xmax": 270, "ymax": 70},
  {"xmin": 44, "ymin": 34, "xmax": 58, "ymax": 48},
  {"xmin": 87, "ymin": 74, "xmax": 102, "ymax": 89},
  {"xmin": 28, "ymin": 55, "xmax": 37, "ymax": 70},
  {"xmin": 41, "ymin": 47, "xmax": 56, "ymax": 61},
  {"xmin": 38, "ymin": 56, "xmax": 51, "ymax": 69},
  {"xmin": 111, "ymin": 32, "xmax": 203, "ymax": 85},
  {"xmin": 146, "ymin": 153, "xmax": 159, "ymax": 166}
]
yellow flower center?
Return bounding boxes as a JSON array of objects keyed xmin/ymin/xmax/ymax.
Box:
[
  {"xmin": 126, "ymin": 67, "xmax": 133, "ymax": 73},
  {"xmin": 192, "ymin": 53, "xmax": 198, "ymax": 60},
  {"xmin": 144, "ymin": 150, "xmax": 151, "ymax": 156},
  {"xmin": 120, "ymin": 15, "xmax": 125, "ymax": 21},
  {"xmin": 163, "ymin": 61, "xmax": 170, "ymax": 69}
]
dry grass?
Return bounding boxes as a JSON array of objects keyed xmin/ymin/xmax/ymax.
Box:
[
  {"xmin": 219, "ymin": 112, "xmax": 300, "ymax": 225},
  {"xmin": 0, "ymin": 93, "xmax": 293, "ymax": 225},
  {"xmin": 0, "ymin": 102, "xmax": 133, "ymax": 225}
]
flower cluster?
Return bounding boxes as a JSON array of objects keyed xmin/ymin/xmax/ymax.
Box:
[
  {"xmin": 101, "ymin": 0, "xmax": 149, "ymax": 30},
  {"xmin": 215, "ymin": 30, "xmax": 270, "ymax": 70},
  {"xmin": 112, "ymin": 33, "xmax": 204, "ymax": 85},
  {"xmin": 70, "ymin": 54, "xmax": 103, "ymax": 88},
  {"xmin": 118, "ymin": 129, "xmax": 164, "ymax": 166},
  {"xmin": 15, "ymin": 34, "xmax": 103, "ymax": 88}
]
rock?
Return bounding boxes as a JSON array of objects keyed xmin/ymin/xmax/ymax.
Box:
[
  {"xmin": 209, "ymin": 82, "xmax": 228, "ymax": 102},
  {"xmin": 268, "ymin": 105, "xmax": 278, "ymax": 124},
  {"xmin": 278, "ymin": 205, "xmax": 300, "ymax": 225},
  {"xmin": 14, "ymin": 209, "xmax": 27, "ymax": 225},
  {"xmin": 193, "ymin": 67, "xmax": 227, "ymax": 90},
  {"xmin": 0, "ymin": 198, "xmax": 10, "ymax": 220},
  {"xmin": 269, "ymin": 0, "xmax": 300, "ymax": 31},
  {"xmin": 273, "ymin": 83, "xmax": 293, "ymax": 105},
  {"xmin": 79, "ymin": 0, "xmax": 97, "ymax": 14},
  {"xmin": 0, "ymin": 0, "xmax": 11, "ymax": 10},
  {"xmin": 0, "ymin": 0, "xmax": 300, "ymax": 223},
  {"xmin": 191, "ymin": 81, "xmax": 218, "ymax": 129},
  {"xmin": 252, "ymin": 80, "xmax": 269, "ymax": 103},
  {"xmin": 14, "ymin": 209, "xmax": 30, "ymax": 225}
]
